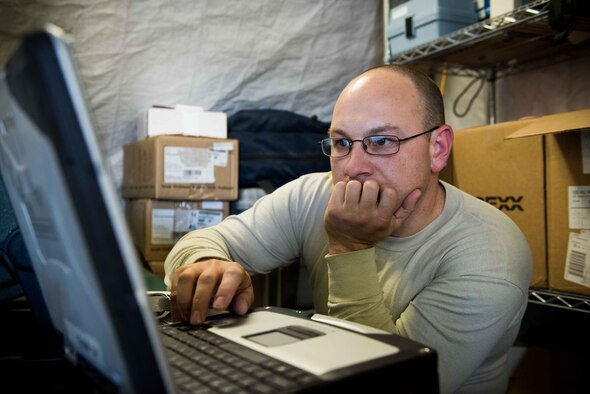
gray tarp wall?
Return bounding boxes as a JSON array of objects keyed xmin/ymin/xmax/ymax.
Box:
[
  {"xmin": 1, "ymin": 0, "xmax": 589, "ymax": 192},
  {"xmin": 0, "ymin": 0, "xmax": 384, "ymax": 189}
]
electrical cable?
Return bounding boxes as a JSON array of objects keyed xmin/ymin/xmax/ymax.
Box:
[{"xmin": 452, "ymin": 73, "xmax": 485, "ymax": 118}]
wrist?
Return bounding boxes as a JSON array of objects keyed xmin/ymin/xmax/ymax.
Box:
[{"xmin": 327, "ymin": 241, "xmax": 374, "ymax": 255}]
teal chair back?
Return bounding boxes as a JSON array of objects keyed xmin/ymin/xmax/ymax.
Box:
[{"xmin": 0, "ymin": 175, "xmax": 53, "ymax": 331}]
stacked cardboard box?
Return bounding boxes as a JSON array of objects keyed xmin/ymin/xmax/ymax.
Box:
[
  {"xmin": 123, "ymin": 107, "xmax": 238, "ymax": 279},
  {"xmin": 441, "ymin": 108, "xmax": 590, "ymax": 296},
  {"xmin": 126, "ymin": 199, "xmax": 230, "ymax": 262},
  {"xmin": 122, "ymin": 135, "xmax": 238, "ymax": 201},
  {"xmin": 138, "ymin": 105, "xmax": 228, "ymax": 139}
]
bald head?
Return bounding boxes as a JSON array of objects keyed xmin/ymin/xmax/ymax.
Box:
[{"xmin": 342, "ymin": 64, "xmax": 445, "ymax": 130}]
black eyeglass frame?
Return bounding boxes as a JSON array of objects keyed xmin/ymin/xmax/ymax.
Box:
[{"xmin": 319, "ymin": 125, "xmax": 441, "ymax": 158}]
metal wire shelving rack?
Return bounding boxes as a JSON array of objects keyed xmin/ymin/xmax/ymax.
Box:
[
  {"xmin": 386, "ymin": 0, "xmax": 590, "ymax": 78},
  {"xmin": 385, "ymin": 0, "xmax": 590, "ymax": 123},
  {"xmin": 528, "ymin": 288, "xmax": 590, "ymax": 314}
]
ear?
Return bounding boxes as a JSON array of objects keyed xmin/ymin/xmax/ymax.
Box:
[{"xmin": 430, "ymin": 125, "xmax": 453, "ymax": 173}]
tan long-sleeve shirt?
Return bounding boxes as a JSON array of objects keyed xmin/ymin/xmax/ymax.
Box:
[{"xmin": 165, "ymin": 172, "xmax": 532, "ymax": 394}]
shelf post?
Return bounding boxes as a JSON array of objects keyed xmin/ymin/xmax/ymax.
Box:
[{"xmin": 487, "ymin": 66, "xmax": 497, "ymax": 124}]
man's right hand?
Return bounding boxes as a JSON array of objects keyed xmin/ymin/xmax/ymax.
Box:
[
  {"xmin": 169, "ymin": 258, "xmax": 255, "ymax": 325},
  {"xmin": 324, "ymin": 179, "xmax": 421, "ymax": 254}
]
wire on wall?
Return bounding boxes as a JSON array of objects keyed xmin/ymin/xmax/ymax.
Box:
[{"xmin": 452, "ymin": 73, "xmax": 485, "ymax": 118}]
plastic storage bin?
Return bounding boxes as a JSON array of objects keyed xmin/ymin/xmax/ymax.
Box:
[{"xmin": 388, "ymin": 0, "xmax": 478, "ymax": 56}]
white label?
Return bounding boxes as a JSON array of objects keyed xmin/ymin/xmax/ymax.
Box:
[
  {"xmin": 173, "ymin": 207, "xmax": 192, "ymax": 241},
  {"xmin": 202, "ymin": 200, "xmax": 224, "ymax": 210},
  {"xmin": 564, "ymin": 232, "xmax": 590, "ymax": 288},
  {"xmin": 189, "ymin": 210, "xmax": 224, "ymax": 230},
  {"xmin": 151, "ymin": 207, "xmax": 224, "ymax": 244},
  {"xmin": 391, "ymin": 5, "xmax": 408, "ymax": 20},
  {"xmin": 581, "ymin": 130, "xmax": 590, "ymax": 174},
  {"xmin": 151, "ymin": 209, "xmax": 174, "ymax": 244},
  {"xmin": 213, "ymin": 142, "xmax": 234, "ymax": 151},
  {"xmin": 163, "ymin": 146, "xmax": 215, "ymax": 183},
  {"xmin": 210, "ymin": 149, "xmax": 228, "ymax": 167},
  {"xmin": 569, "ymin": 186, "xmax": 590, "ymax": 229}
]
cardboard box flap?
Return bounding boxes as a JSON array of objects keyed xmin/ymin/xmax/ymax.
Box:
[{"xmin": 505, "ymin": 108, "xmax": 590, "ymax": 139}]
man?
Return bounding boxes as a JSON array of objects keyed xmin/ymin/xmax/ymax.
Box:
[{"xmin": 165, "ymin": 64, "xmax": 532, "ymax": 393}]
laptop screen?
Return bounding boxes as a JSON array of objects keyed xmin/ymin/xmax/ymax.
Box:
[
  {"xmin": 0, "ymin": 23, "xmax": 442, "ymax": 394},
  {"xmin": 0, "ymin": 25, "xmax": 173, "ymax": 392}
]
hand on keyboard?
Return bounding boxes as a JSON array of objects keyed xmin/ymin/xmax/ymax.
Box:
[{"xmin": 169, "ymin": 259, "xmax": 255, "ymax": 325}]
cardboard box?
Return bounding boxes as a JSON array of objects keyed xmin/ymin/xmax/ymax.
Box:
[
  {"xmin": 388, "ymin": 0, "xmax": 477, "ymax": 56},
  {"xmin": 506, "ymin": 108, "xmax": 590, "ymax": 296},
  {"xmin": 138, "ymin": 105, "xmax": 228, "ymax": 139},
  {"xmin": 123, "ymin": 135, "xmax": 238, "ymax": 201},
  {"xmin": 440, "ymin": 118, "xmax": 547, "ymax": 288},
  {"xmin": 126, "ymin": 198, "xmax": 230, "ymax": 261},
  {"xmin": 443, "ymin": 108, "xmax": 590, "ymax": 295}
]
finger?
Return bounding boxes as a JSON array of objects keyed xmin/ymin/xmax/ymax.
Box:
[
  {"xmin": 330, "ymin": 181, "xmax": 347, "ymax": 206},
  {"xmin": 343, "ymin": 180, "xmax": 362, "ymax": 207},
  {"xmin": 394, "ymin": 188, "xmax": 422, "ymax": 220},
  {"xmin": 169, "ymin": 291, "xmax": 182, "ymax": 322},
  {"xmin": 191, "ymin": 266, "xmax": 220, "ymax": 324},
  {"xmin": 358, "ymin": 179, "xmax": 380, "ymax": 210},
  {"xmin": 169, "ymin": 264, "xmax": 185, "ymax": 297},
  {"xmin": 376, "ymin": 184, "xmax": 399, "ymax": 215},
  {"xmin": 173, "ymin": 266, "xmax": 199, "ymax": 321},
  {"xmin": 232, "ymin": 289, "xmax": 255, "ymax": 315},
  {"xmin": 228, "ymin": 271, "xmax": 255, "ymax": 316},
  {"xmin": 212, "ymin": 262, "xmax": 247, "ymax": 310}
]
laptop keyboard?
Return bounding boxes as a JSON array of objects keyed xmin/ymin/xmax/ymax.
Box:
[{"xmin": 160, "ymin": 324, "xmax": 320, "ymax": 393}]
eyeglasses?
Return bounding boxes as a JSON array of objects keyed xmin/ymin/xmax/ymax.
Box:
[{"xmin": 319, "ymin": 125, "xmax": 440, "ymax": 158}]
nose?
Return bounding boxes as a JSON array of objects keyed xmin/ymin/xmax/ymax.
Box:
[{"xmin": 342, "ymin": 141, "xmax": 373, "ymax": 177}]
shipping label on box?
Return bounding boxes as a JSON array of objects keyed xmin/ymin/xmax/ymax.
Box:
[
  {"xmin": 564, "ymin": 232, "xmax": 590, "ymax": 288},
  {"xmin": 163, "ymin": 146, "xmax": 216, "ymax": 184},
  {"xmin": 152, "ymin": 203, "xmax": 226, "ymax": 244},
  {"xmin": 569, "ymin": 185, "xmax": 590, "ymax": 229},
  {"xmin": 151, "ymin": 207, "xmax": 225, "ymax": 243},
  {"xmin": 123, "ymin": 135, "xmax": 239, "ymax": 201},
  {"xmin": 151, "ymin": 208, "xmax": 175, "ymax": 244},
  {"xmin": 126, "ymin": 198, "xmax": 229, "ymax": 261}
]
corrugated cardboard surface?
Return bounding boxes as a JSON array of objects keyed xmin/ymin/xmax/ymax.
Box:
[
  {"xmin": 126, "ymin": 198, "xmax": 230, "ymax": 261},
  {"xmin": 505, "ymin": 109, "xmax": 590, "ymax": 139},
  {"xmin": 441, "ymin": 118, "xmax": 547, "ymax": 287},
  {"xmin": 123, "ymin": 135, "xmax": 239, "ymax": 201},
  {"xmin": 506, "ymin": 108, "xmax": 590, "ymax": 296},
  {"xmin": 545, "ymin": 131, "xmax": 590, "ymax": 296}
]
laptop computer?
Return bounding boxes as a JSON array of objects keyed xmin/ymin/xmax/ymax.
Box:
[{"xmin": 0, "ymin": 24, "xmax": 439, "ymax": 393}]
